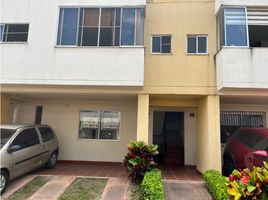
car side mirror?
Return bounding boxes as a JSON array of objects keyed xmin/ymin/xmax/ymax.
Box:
[
  {"xmin": 7, "ymin": 145, "xmax": 22, "ymax": 153},
  {"xmin": 253, "ymin": 150, "xmax": 268, "ymax": 159}
]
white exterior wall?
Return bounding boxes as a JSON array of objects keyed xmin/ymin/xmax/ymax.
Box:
[
  {"xmin": 15, "ymin": 99, "xmax": 137, "ymax": 162},
  {"xmin": 216, "ymin": 48, "xmax": 268, "ymax": 91},
  {"xmin": 215, "ymin": 0, "xmax": 268, "ymax": 13},
  {"xmin": 0, "ymin": 0, "xmax": 145, "ymax": 86}
]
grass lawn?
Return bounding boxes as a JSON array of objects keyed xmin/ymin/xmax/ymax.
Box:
[
  {"xmin": 128, "ymin": 181, "xmax": 141, "ymax": 200},
  {"xmin": 59, "ymin": 178, "xmax": 108, "ymax": 200},
  {"xmin": 7, "ymin": 176, "xmax": 51, "ymax": 200}
]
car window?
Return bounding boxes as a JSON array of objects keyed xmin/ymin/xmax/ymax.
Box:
[
  {"xmin": 38, "ymin": 127, "xmax": 54, "ymax": 142},
  {"xmin": 12, "ymin": 128, "xmax": 40, "ymax": 150},
  {"xmin": 239, "ymin": 131, "xmax": 257, "ymax": 148},
  {"xmin": 253, "ymin": 136, "xmax": 268, "ymax": 150},
  {"xmin": 0, "ymin": 129, "xmax": 16, "ymax": 149}
]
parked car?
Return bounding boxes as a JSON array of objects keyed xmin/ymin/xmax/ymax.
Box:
[
  {"xmin": 0, "ymin": 124, "xmax": 59, "ymax": 194},
  {"xmin": 223, "ymin": 127, "xmax": 268, "ymax": 176}
]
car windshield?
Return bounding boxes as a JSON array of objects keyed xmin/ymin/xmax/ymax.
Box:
[{"xmin": 0, "ymin": 128, "xmax": 16, "ymax": 149}]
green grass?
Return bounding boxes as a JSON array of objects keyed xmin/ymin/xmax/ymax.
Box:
[
  {"xmin": 7, "ymin": 176, "xmax": 51, "ymax": 200},
  {"xmin": 59, "ymin": 178, "xmax": 108, "ymax": 200},
  {"xmin": 128, "ymin": 181, "xmax": 141, "ymax": 200}
]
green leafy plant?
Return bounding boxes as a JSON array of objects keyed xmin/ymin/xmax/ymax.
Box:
[
  {"xmin": 203, "ymin": 169, "xmax": 230, "ymax": 200},
  {"xmin": 227, "ymin": 161, "xmax": 268, "ymax": 200},
  {"xmin": 123, "ymin": 140, "xmax": 159, "ymax": 181},
  {"xmin": 140, "ymin": 169, "xmax": 164, "ymax": 200}
]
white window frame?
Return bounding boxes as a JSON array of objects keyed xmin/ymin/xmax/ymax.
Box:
[
  {"xmin": 220, "ymin": 6, "xmax": 249, "ymax": 48},
  {"xmin": 151, "ymin": 34, "xmax": 172, "ymax": 54},
  {"xmin": 0, "ymin": 23, "xmax": 29, "ymax": 43},
  {"xmin": 78, "ymin": 110, "xmax": 121, "ymax": 141},
  {"xmin": 57, "ymin": 6, "xmax": 145, "ymax": 48},
  {"xmin": 187, "ymin": 35, "xmax": 208, "ymax": 55}
]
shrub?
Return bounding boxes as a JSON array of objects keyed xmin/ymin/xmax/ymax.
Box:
[
  {"xmin": 227, "ymin": 161, "xmax": 268, "ymax": 200},
  {"xmin": 140, "ymin": 169, "xmax": 164, "ymax": 200},
  {"xmin": 123, "ymin": 140, "xmax": 159, "ymax": 181},
  {"xmin": 203, "ymin": 169, "xmax": 230, "ymax": 200}
]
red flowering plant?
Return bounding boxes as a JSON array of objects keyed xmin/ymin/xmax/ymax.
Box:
[
  {"xmin": 123, "ymin": 140, "xmax": 159, "ymax": 182},
  {"xmin": 227, "ymin": 161, "xmax": 268, "ymax": 200}
]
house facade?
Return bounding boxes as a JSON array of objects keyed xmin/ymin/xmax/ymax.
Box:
[{"xmin": 1, "ymin": 0, "xmax": 267, "ymax": 173}]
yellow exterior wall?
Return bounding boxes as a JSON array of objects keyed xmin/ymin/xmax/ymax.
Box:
[
  {"xmin": 197, "ymin": 95, "xmax": 221, "ymax": 172},
  {"xmin": 0, "ymin": 93, "xmax": 10, "ymax": 123},
  {"xmin": 144, "ymin": 0, "xmax": 217, "ymax": 95},
  {"xmin": 137, "ymin": 94, "xmax": 150, "ymax": 143}
]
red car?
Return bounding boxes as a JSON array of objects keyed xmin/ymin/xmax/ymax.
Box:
[{"xmin": 223, "ymin": 128, "xmax": 268, "ymax": 175}]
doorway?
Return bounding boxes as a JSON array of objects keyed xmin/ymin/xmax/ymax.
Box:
[{"xmin": 153, "ymin": 111, "xmax": 184, "ymax": 165}]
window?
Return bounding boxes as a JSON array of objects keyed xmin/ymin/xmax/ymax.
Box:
[
  {"xmin": 57, "ymin": 7, "xmax": 144, "ymax": 47},
  {"xmin": 152, "ymin": 35, "xmax": 171, "ymax": 54},
  {"xmin": 0, "ymin": 24, "xmax": 29, "ymax": 42},
  {"xmin": 39, "ymin": 127, "xmax": 54, "ymax": 142},
  {"xmin": 35, "ymin": 106, "xmax": 43, "ymax": 124},
  {"xmin": 79, "ymin": 110, "xmax": 121, "ymax": 140},
  {"xmin": 12, "ymin": 128, "xmax": 40, "ymax": 151},
  {"xmin": 217, "ymin": 8, "xmax": 248, "ymax": 48},
  {"xmin": 187, "ymin": 35, "xmax": 208, "ymax": 54}
]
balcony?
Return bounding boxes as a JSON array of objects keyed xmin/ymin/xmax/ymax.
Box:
[
  {"xmin": 216, "ymin": 47, "xmax": 268, "ymax": 91},
  {"xmin": 215, "ymin": 0, "xmax": 268, "ymax": 13}
]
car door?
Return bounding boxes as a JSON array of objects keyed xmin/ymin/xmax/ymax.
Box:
[
  {"xmin": 10, "ymin": 128, "xmax": 43, "ymax": 178},
  {"xmin": 37, "ymin": 126, "xmax": 56, "ymax": 163}
]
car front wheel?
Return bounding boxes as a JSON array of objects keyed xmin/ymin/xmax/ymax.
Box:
[
  {"xmin": 45, "ymin": 151, "xmax": 58, "ymax": 169},
  {"xmin": 0, "ymin": 171, "xmax": 8, "ymax": 195}
]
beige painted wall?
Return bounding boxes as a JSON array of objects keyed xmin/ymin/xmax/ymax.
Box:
[
  {"xmin": 16, "ymin": 99, "xmax": 137, "ymax": 162},
  {"xmin": 0, "ymin": 93, "xmax": 10, "ymax": 123},
  {"xmin": 144, "ymin": 0, "xmax": 217, "ymax": 95}
]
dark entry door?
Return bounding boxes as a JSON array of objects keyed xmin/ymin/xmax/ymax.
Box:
[{"xmin": 153, "ymin": 111, "xmax": 184, "ymax": 165}]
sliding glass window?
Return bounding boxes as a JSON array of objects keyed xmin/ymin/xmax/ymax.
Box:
[
  {"xmin": 57, "ymin": 7, "xmax": 144, "ymax": 47},
  {"xmin": 217, "ymin": 8, "xmax": 248, "ymax": 48}
]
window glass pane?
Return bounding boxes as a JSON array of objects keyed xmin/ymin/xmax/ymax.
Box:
[
  {"xmin": 121, "ymin": 8, "xmax": 135, "ymax": 45},
  {"xmin": 115, "ymin": 8, "xmax": 121, "ymax": 26},
  {"xmin": 224, "ymin": 8, "xmax": 247, "ymax": 46},
  {"xmin": 226, "ymin": 25, "xmax": 247, "ymax": 46},
  {"xmin": 0, "ymin": 24, "xmax": 4, "ymax": 41},
  {"xmin": 12, "ymin": 128, "xmax": 40, "ymax": 150},
  {"xmin": 100, "ymin": 111, "xmax": 120, "ymax": 140},
  {"xmin": 60, "ymin": 8, "xmax": 79, "ymax": 45},
  {"xmin": 81, "ymin": 27, "xmax": 98, "ymax": 46},
  {"xmin": 101, "ymin": 8, "xmax": 115, "ymax": 26},
  {"xmin": 198, "ymin": 37, "xmax": 207, "ymax": 53},
  {"xmin": 114, "ymin": 27, "xmax": 120, "ymax": 46},
  {"xmin": 187, "ymin": 37, "xmax": 196, "ymax": 53},
  {"xmin": 4, "ymin": 24, "xmax": 29, "ymax": 42},
  {"xmin": 152, "ymin": 37, "xmax": 161, "ymax": 53},
  {"xmin": 57, "ymin": 9, "xmax": 64, "ymax": 45},
  {"xmin": 135, "ymin": 8, "xmax": 145, "ymax": 46},
  {"xmin": 99, "ymin": 27, "xmax": 113, "ymax": 46},
  {"xmin": 84, "ymin": 8, "xmax": 100, "ymax": 26},
  {"xmin": 240, "ymin": 132, "xmax": 257, "ymax": 148},
  {"xmin": 162, "ymin": 36, "xmax": 171, "ymax": 44},
  {"xmin": 162, "ymin": 44, "xmax": 171, "ymax": 53},
  {"xmin": 39, "ymin": 127, "xmax": 54, "ymax": 142},
  {"xmin": 218, "ymin": 9, "xmax": 225, "ymax": 48},
  {"xmin": 79, "ymin": 111, "xmax": 99, "ymax": 139}
]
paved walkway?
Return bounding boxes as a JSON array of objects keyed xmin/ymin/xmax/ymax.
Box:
[
  {"xmin": 164, "ymin": 180, "xmax": 212, "ymax": 200},
  {"xmin": 1, "ymin": 175, "xmax": 212, "ymax": 200}
]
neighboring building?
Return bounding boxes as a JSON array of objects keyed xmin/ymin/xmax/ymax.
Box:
[
  {"xmin": 1, "ymin": 0, "xmax": 267, "ymax": 173},
  {"xmin": 215, "ymin": 1, "xmax": 268, "ymax": 154}
]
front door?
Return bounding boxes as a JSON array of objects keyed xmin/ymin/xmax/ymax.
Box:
[
  {"xmin": 153, "ymin": 111, "xmax": 184, "ymax": 165},
  {"xmin": 10, "ymin": 128, "xmax": 43, "ymax": 178}
]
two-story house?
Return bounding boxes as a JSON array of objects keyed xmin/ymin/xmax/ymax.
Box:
[{"xmin": 1, "ymin": 0, "xmax": 267, "ymax": 174}]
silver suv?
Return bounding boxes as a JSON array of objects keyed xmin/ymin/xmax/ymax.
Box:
[{"xmin": 0, "ymin": 124, "xmax": 59, "ymax": 194}]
